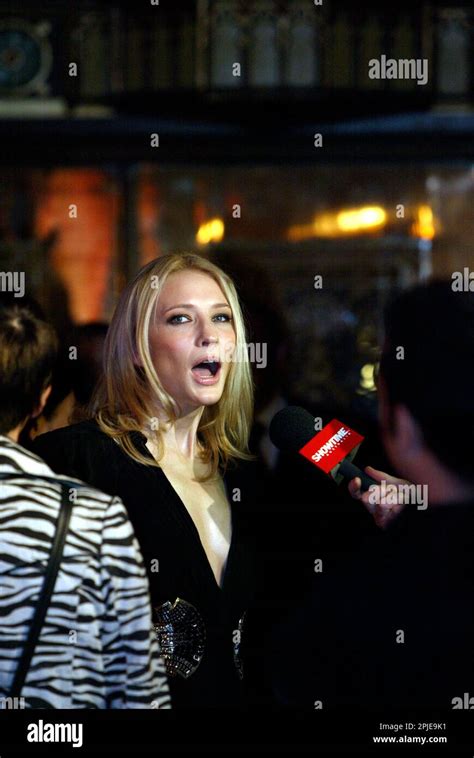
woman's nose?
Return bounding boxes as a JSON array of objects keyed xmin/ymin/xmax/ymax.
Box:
[{"xmin": 201, "ymin": 333, "xmax": 218, "ymax": 346}]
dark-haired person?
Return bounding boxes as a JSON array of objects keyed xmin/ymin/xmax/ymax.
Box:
[
  {"xmin": 68, "ymin": 322, "xmax": 109, "ymax": 420},
  {"xmin": 0, "ymin": 294, "xmax": 170, "ymax": 708},
  {"xmin": 266, "ymin": 281, "xmax": 474, "ymax": 711},
  {"xmin": 20, "ymin": 322, "xmax": 109, "ymax": 444},
  {"xmin": 32, "ymin": 254, "xmax": 262, "ymax": 709},
  {"xmin": 21, "ymin": 340, "xmax": 75, "ymax": 443}
]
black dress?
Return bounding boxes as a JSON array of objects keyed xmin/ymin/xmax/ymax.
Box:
[{"xmin": 32, "ymin": 420, "xmax": 261, "ymax": 709}]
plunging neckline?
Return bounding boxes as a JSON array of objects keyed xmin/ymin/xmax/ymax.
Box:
[
  {"xmin": 161, "ymin": 469, "xmax": 235, "ymax": 593},
  {"xmin": 133, "ymin": 431, "xmax": 235, "ymax": 593}
]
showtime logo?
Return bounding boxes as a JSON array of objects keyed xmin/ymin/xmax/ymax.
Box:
[
  {"xmin": 312, "ymin": 427, "xmax": 350, "ymax": 462},
  {"xmin": 299, "ymin": 419, "xmax": 364, "ymax": 475}
]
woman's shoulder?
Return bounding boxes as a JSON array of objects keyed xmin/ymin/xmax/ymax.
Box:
[
  {"xmin": 34, "ymin": 420, "xmax": 112, "ymax": 450},
  {"xmin": 31, "ymin": 420, "xmax": 121, "ymax": 488}
]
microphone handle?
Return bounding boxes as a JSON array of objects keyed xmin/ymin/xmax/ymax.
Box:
[{"xmin": 338, "ymin": 460, "xmax": 377, "ymax": 493}]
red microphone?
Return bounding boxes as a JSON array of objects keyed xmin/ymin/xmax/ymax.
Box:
[{"xmin": 269, "ymin": 406, "xmax": 377, "ymax": 492}]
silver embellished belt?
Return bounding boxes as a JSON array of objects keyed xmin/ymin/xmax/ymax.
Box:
[{"xmin": 153, "ymin": 597, "xmax": 246, "ymax": 680}]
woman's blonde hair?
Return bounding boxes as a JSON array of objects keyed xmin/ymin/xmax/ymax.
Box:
[{"xmin": 90, "ymin": 253, "xmax": 254, "ymax": 479}]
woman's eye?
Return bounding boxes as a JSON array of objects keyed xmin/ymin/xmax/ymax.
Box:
[
  {"xmin": 167, "ymin": 314, "xmax": 190, "ymax": 324},
  {"xmin": 167, "ymin": 312, "xmax": 232, "ymax": 324}
]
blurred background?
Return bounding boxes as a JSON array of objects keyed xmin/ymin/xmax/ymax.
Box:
[{"xmin": 0, "ymin": 0, "xmax": 473, "ymax": 424}]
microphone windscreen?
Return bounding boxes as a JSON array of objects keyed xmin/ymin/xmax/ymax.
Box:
[{"xmin": 269, "ymin": 406, "xmax": 316, "ymax": 453}]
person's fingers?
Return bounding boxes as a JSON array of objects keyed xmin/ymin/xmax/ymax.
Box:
[
  {"xmin": 348, "ymin": 477, "xmax": 362, "ymax": 499},
  {"xmin": 364, "ymin": 465, "xmax": 389, "ymax": 483}
]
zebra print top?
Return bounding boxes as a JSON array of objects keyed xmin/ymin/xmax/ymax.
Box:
[{"xmin": 0, "ymin": 435, "xmax": 171, "ymax": 709}]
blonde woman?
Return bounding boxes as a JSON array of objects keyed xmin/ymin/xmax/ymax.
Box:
[{"xmin": 33, "ymin": 253, "xmax": 261, "ymax": 709}]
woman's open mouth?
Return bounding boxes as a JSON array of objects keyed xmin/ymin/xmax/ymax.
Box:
[{"xmin": 191, "ymin": 360, "xmax": 222, "ymax": 385}]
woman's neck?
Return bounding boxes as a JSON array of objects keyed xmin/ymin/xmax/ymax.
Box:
[{"xmin": 147, "ymin": 406, "xmax": 204, "ymax": 461}]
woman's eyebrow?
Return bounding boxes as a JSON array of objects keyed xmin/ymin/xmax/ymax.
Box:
[{"xmin": 163, "ymin": 302, "xmax": 230, "ymax": 313}]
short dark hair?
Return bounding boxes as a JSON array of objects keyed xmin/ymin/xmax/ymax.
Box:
[
  {"xmin": 0, "ymin": 294, "xmax": 58, "ymax": 435},
  {"xmin": 380, "ymin": 280, "xmax": 474, "ymax": 482}
]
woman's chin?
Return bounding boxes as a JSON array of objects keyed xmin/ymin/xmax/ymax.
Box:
[
  {"xmin": 172, "ymin": 389, "xmax": 223, "ymax": 416},
  {"xmin": 194, "ymin": 388, "xmax": 223, "ymax": 406}
]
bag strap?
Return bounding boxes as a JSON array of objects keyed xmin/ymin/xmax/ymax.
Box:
[{"xmin": 0, "ymin": 476, "xmax": 74, "ymax": 698}]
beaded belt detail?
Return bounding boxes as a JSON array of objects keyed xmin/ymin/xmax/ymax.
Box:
[
  {"xmin": 153, "ymin": 598, "xmax": 247, "ymax": 681},
  {"xmin": 153, "ymin": 598, "xmax": 206, "ymax": 679}
]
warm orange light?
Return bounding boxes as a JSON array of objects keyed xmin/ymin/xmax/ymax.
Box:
[
  {"xmin": 336, "ymin": 206, "xmax": 386, "ymax": 232},
  {"xmin": 196, "ymin": 218, "xmax": 225, "ymax": 245},
  {"xmin": 287, "ymin": 221, "xmax": 319, "ymax": 241},
  {"xmin": 35, "ymin": 169, "xmax": 118, "ymax": 323},
  {"xmin": 313, "ymin": 214, "xmax": 340, "ymax": 237},
  {"xmin": 287, "ymin": 205, "xmax": 387, "ymax": 240},
  {"xmin": 411, "ymin": 205, "xmax": 435, "ymax": 240}
]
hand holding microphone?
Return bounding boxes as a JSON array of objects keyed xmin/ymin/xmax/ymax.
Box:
[
  {"xmin": 269, "ymin": 406, "xmax": 406, "ymax": 528},
  {"xmin": 269, "ymin": 405, "xmax": 377, "ymax": 490},
  {"xmin": 348, "ymin": 465, "xmax": 408, "ymax": 528}
]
